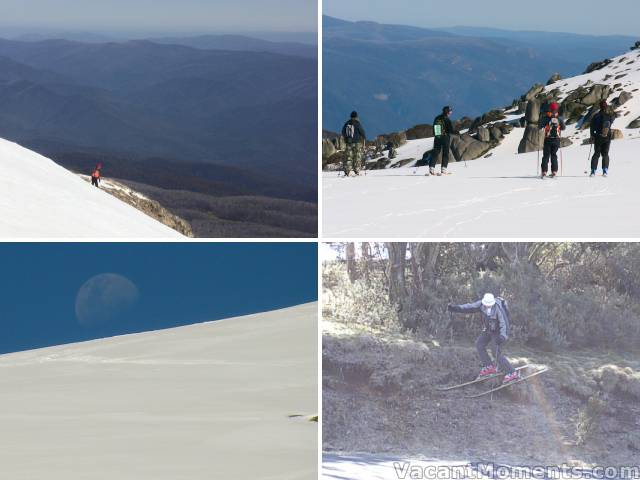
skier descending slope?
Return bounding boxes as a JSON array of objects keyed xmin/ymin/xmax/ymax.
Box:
[
  {"xmin": 341, "ymin": 111, "xmax": 367, "ymax": 177},
  {"xmin": 428, "ymin": 106, "xmax": 456, "ymax": 176},
  {"xmin": 590, "ymin": 100, "xmax": 616, "ymax": 177},
  {"xmin": 448, "ymin": 293, "xmax": 520, "ymax": 384},
  {"xmin": 91, "ymin": 163, "xmax": 102, "ymax": 188},
  {"xmin": 539, "ymin": 102, "xmax": 566, "ymax": 178}
]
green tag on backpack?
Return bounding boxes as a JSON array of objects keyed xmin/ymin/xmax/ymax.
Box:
[{"xmin": 434, "ymin": 124, "xmax": 442, "ymax": 136}]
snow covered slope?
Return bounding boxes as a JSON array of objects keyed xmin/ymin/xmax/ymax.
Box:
[
  {"xmin": 0, "ymin": 138, "xmax": 183, "ymax": 237},
  {"xmin": 323, "ymin": 46, "xmax": 640, "ymax": 238},
  {"xmin": 0, "ymin": 303, "xmax": 317, "ymax": 479}
]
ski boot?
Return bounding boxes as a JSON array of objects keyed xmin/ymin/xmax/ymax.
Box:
[
  {"xmin": 540, "ymin": 171, "xmax": 547, "ymax": 179},
  {"xmin": 602, "ymin": 168, "xmax": 608, "ymax": 177},
  {"xmin": 589, "ymin": 170, "xmax": 596, "ymax": 177},
  {"xmin": 549, "ymin": 171, "xmax": 557, "ymax": 178},
  {"xmin": 477, "ymin": 365, "xmax": 497, "ymax": 379},
  {"xmin": 503, "ymin": 371, "xmax": 521, "ymax": 384},
  {"xmin": 441, "ymin": 168, "xmax": 450, "ymax": 176},
  {"xmin": 428, "ymin": 167, "xmax": 436, "ymax": 176}
]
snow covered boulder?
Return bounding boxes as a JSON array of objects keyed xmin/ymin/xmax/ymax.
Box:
[{"xmin": 628, "ymin": 117, "xmax": 640, "ymax": 128}]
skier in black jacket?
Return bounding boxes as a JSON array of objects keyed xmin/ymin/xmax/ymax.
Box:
[
  {"xmin": 538, "ymin": 102, "xmax": 566, "ymax": 178},
  {"xmin": 428, "ymin": 106, "xmax": 456, "ymax": 176},
  {"xmin": 448, "ymin": 293, "xmax": 520, "ymax": 384},
  {"xmin": 341, "ymin": 111, "xmax": 367, "ymax": 176},
  {"xmin": 589, "ymin": 100, "xmax": 615, "ymax": 177}
]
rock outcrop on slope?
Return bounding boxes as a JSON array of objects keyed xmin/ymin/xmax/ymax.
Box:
[{"xmin": 80, "ymin": 176, "xmax": 194, "ymax": 237}]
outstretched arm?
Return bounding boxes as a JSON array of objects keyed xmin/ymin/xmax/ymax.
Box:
[{"xmin": 448, "ymin": 300, "xmax": 482, "ymax": 314}]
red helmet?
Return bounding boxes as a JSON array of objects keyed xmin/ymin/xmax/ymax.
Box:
[{"xmin": 550, "ymin": 102, "xmax": 559, "ymax": 111}]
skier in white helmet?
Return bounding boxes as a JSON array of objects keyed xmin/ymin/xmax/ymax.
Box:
[{"xmin": 448, "ymin": 293, "xmax": 521, "ymax": 384}]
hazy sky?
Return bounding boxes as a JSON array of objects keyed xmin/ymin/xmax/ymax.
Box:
[
  {"xmin": 324, "ymin": 0, "xmax": 640, "ymax": 36},
  {"xmin": 0, "ymin": 243, "xmax": 316, "ymax": 354},
  {"xmin": 1, "ymin": 0, "xmax": 317, "ymax": 34}
]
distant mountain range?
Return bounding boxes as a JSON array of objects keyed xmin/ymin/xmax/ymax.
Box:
[
  {"xmin": 0, "ymin": 35, "xmax": 317, "ymax": 181},
  {"xmin": 0, "ymin": 34, "xmax": 317, "ymax": 236},
  {"xmin": 323, "ymin": 16, "xmax": 636, "ymax": 135}
]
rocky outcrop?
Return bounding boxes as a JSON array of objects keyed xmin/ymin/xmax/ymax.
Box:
[
  {"xmin": 584, "ymin": 59, "xmax": 613, "ymax": 74},
  {"xmin": 476, "ymin": 126, "xmax": 490, "ymax": 142},
  {"xmin": 522, "ymin": 84, "xmax": 544, "ymax": 101},
  {"xmin": 613, "ymin": 91, "xmax": 633, "ymax": 107},
  {"xmin": 450, "ymin": 134, "xmax": 492, "ymax": 161},
  {"xmin": 547, "ymin": 73, "xmax": 562, "ymax": 85},
  {"xmin": 405, "ymin": 124, "xmax": 434, "ymax": 140},
  {"xmin": 519, "ymin": 99, "xmax": 544, "ymax": 154},
  {"xmin": 581, "ymin": 84, "xmax": 611, "ymax": 106},
  {"xmin": 81, "ymin": 176, "xmax": 193, "ymax": 237},
  {"xmin": 628, "ymin": 117, "xmax": 640, "ymax": 129},
  {"xmin": 376, "ymin": 131, "xmax": 407, "ymax": 148},
  {"xmin": 470, "ymin": 109, "xmax": 506, "ymax": 129}
]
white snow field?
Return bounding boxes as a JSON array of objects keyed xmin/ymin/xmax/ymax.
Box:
[
  {"xmin": 0, "ymin": 303, "xmax": 317, "ymax": 479},
  {"xmin": 0, "ymin": 138, "xmax": 183, "ymax": 237},
  {"xmin": 323, "ymin": 47, "xmax": 640, "ymax": 238}
]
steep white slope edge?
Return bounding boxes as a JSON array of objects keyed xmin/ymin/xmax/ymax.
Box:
[
  {"xmin": 323, "ymin": 47, "xmax": 640, "ymax": 238},
  {"xmin": 0, "ymin": 302, "xmax": 318, "ymax": 479},
  {"xmin": 0, "ymin": 138, "xmax": 183, "ymax": 237}
]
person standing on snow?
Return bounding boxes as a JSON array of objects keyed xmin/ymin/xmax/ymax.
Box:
[
  {"xmin": 447, "ymin": 293, "xmax": 520, "ymax": 384},
  {"xmin": 91, "ymin": 163, "xmax": 102, "ymax": 188},
  {"xmin": 538, "ymin": 102, "xmax": 566, "ymax": 178},
  {"xmin": 428, "ymin": 106, "xmax": 456, "ymax": 176},
  {"xmin": 341, "ymin": 111, "xmax": 367, "ymax": 177},
  {"xmin": 589, "ymin": 100, "xmax": 615, "ymax": 177}
]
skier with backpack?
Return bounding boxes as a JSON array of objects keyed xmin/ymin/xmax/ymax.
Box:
[
  {"xmin": 428, "ymin": 106, "xmax": 456, "ymax": 176},
  {"xmin": 91, "ymin": 163, "xmax": 102, "ymax": 188},
  {"xmin": 447, "ymin": 293, "xmax": 520, "ymax": 384},
  {"xmin": 589, "ymin": 100, "xmax": 615, "ymax": 177},
  {"xmin": 538, "ymin": 102, "xmax": 566, "ymax": 178},
  {"xmin": 341, "ymin": 111, "xmax": 367, "ymax": 176}
]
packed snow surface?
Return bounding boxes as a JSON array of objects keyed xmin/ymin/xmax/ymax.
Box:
[
  {"xmin": 0, "ymin": 303, "xmax": 317, "ymax": 479},
  {"xmin": 0, "ymin": 138, "xmax": 183, "ymax": 237}
]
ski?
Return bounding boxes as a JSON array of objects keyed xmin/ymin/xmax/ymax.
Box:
[
  {"xmin": 436, "ymin": 364, "xmax": 531, "ymax": 391},
  {"xmin": 465, "ymin": 367, "xmax": 549, "ymax": 398}
]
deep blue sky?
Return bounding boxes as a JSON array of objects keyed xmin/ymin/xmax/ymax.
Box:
[
  {"xmin": 0, "ymin": 243, "xmax": 317, "ymax": 355},
  {"xmin": 0, "ymin": 0, "xmax": 317, "ymax": 34},
  {"xmin": 324, "ymin": 0, "xmax": 640, "ymax": 36}
]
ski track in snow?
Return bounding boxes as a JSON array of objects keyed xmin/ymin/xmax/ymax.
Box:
[{"xmin": 324, "ymin": 48, "xmax": 640, "ymax": 238}]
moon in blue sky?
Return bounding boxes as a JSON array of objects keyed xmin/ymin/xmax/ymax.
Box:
[{"xmin": 75, "ymin": 273, "xmax": 139, "ymax": 326}]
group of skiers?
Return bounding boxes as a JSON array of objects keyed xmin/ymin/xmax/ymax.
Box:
[{"xmin": 340, "ymin": 101, "xmax": 615, "ymax": 178}]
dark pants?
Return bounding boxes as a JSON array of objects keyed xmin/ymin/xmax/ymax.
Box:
[
  {"xmin": 591, "ymin": 137, "xmax": 611, "ymax": 171},
  {"xmin": 91, "ymin": 177, "xmax": 100, "ymax": 187},
  {"xmin": 541, "ymin": 138, "xmax": 560, "ymax": 173},
  {"xmin": 476, "ymin": 331, "xmax": 514, "ymax": 374},
  {"xmin": 430, "ymin": 136, "xmax": 450, "ymax": 169}
]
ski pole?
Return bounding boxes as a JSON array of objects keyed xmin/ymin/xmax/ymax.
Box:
[
  {"xmin": 560, "ymin": 147, "xmax": 564, "ymax": 177},
  {"xmin": 586, "ymin": 140, "xmax": 593, "ymax": 175}
]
